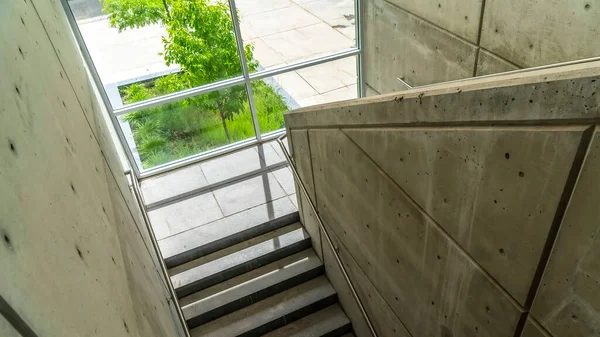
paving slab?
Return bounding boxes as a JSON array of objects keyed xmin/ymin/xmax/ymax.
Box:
[
  {"xmin": 261, "ymin": 23, "xmax": 354, "ymax": 64},
  {"xmin": 236, "ymin": 0, "xmax": 294, "ymax": 17},
  {"xmin": 298, "ymin": 84, "xmax": 357, "ymax": 107},
  {"xmin": 271, "ymin": 71, "xmax": 319, "ymax": 101},
  {"xmin": 249, "ymin": 38, "xmax": 287, "ymax": 69},
  {"xmin": 296, "ymin": 58, "xmax": 356, "ymax": 94},
  {"xmin": 240, "ymin": 5, "xmax": 321, "ymax": 40}
]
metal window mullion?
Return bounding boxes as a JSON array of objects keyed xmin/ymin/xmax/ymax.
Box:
[
  {"xmin": 248, "ymin": 49, "xmax": 360, "ymax": 81},
  {"xmin": 60, "ymin": 0, "xmax": 142, "ymax": 179},
  {"xmin": 113, "ymin": 76, "xmax": 246, "ymax": 116},
  {"xmin": 112, "ymin": 48, "xmax": 360, "ymax": 117},
  {"xmin": 355, "ymin": 0, "xmax": 365, "ymax": 97},
  {"xmin": 228, "ymin": 0, "xmax": 262, "ymax": 141}
]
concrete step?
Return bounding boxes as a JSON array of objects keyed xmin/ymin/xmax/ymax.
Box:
[
  {"xmin": 160, "ymin": 197, "xmax": 299, "ymax": 269},
  {"xmin": 172, "ymin": 224, "xmax": 312, "ymax": 298},
  {"xmin": 190, "ymin": 276, "xmax": 338, "ymax": 337},
  {"xmin": 181, "ymin": 249, "xmax": 324, "ymax": 329},
  {"xmin": 263, "ymin": 304, "xmax": 352, "ymax": 337}
]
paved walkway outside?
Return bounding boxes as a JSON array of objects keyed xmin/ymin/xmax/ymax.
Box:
[{"xmin": 77, "ymin": 0, "xmax": 357, "ymax": 108}]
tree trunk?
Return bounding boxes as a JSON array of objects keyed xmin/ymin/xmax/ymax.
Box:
[
  {"xmin": 162, "ymin": 0, "xmax": 170, "ymax": 18},
  {"xmin": 216, "ymin": 100, "xmax": 231, "ymax": 143}
]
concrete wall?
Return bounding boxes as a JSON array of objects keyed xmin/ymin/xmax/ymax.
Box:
[
  {"xmin": 285, "ymin": 63, "xmax": 600, "ymax": 337},
  {"xmin": 0, "ymin": 0, "xmax": 185, "ymax": 336},
  {"xmin": 363, "ymin": 0, "xmax": 599, "ymax": 95}
]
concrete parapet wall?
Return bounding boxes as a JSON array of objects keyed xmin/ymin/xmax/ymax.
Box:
[
  {"xmin": 286, "ymin": 63, "xmax": 600, "ymax": 337},
  {"xmin": 364, "ymin": 0, "xmax": 600, "ymax": 93}
]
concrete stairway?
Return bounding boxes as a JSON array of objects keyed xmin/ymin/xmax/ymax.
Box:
[{"xmin": 166, "ymin": 211, "xmax": 354, "ymax": 337}]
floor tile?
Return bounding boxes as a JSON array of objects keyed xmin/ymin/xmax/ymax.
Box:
[
  {"xmin": 289, "ymin": 193, "xmax": 299, "ymax": 208},
  {"xmin": 148, "ymin": 192, "xmax": 223, "ymax": 240},
  {"xmin": 158, "ymin": 196, "xmax": 298, "ymax": 261},
  {"xmin": 200, "ymin": 147, "xmax": 268, "ymax": 185},
  {"xmin": 212, "ymin": 173, "xmax": 287, "ymax": 216},
  {"xmin": 141, "ymin": 164, "xmax": 208, "ymax": 205},
  {"xmin": 271, "ymin": 167, "xmax": 296, "ymax": 195},
  {"xmin": 256, "ymin": 142, "xmax": 286, "ymax": 166}
]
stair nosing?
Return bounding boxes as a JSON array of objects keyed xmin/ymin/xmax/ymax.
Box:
[
  {"xmin": 164, "ymin": 210, "xmax": 300, "ymax": 269},
  {"xmin": 174, "ymin": 227, "xmax": 312, "ymax": 298},
  {"xmin": 190, "ymin": 276, "xmax": 338, "ymax": 337},
  {"xmin": 263, "ymin": 304, "xmax": 352, "ymax": 337},
  {"xmin": 184, "ymin": 261, "xmax": 325, "ymax": 328}
]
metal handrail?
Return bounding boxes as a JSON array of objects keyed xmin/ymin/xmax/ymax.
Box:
[
  {"xmin": 276, "ymin": 135, "xmax": 378, "ymax": 337},
  {"xmin": 126, "ymin": 171, "xmax": 192, "ymax": 337}
]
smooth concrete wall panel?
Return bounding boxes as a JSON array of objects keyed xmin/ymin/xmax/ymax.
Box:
[
  {"xmin": 323, "ymin": 225, "xmax": 412, "ymax": 337},
  {"xmin": 287, "ymin": 62, "xmax": 600, "ymax": 337},
  {"xmin": 364, "ymin": 0, "xmax": 477, "ymax": 94},
  {"xmin": 105, "ymin": 170, "xmax": 183, "ymax": 336},
  {"xmin": 522, "ymin": 318, "xmax": 552, "ymax": 337},
  {"xmin": 0, "ymin": 315, "xmax": 21, "ymax": 337},
  {"xmin": 385, "ymin": 0, "xmax": 483, "ymax": 43},
  {"xmin": 298, "ymin": 192, "xmax": 323, "ymax": 259},
  {"xmin": 531, "ymin": 130, "xmax": 600, "ymax": 337},
  {"xmin": 365, "ymin": 84, "xmax": 381, "ymax": 97},
  {"xmin": 31, "ymin": 0, "xmax": 99, "ymax": 139},
  {"xmin": 480, "ymin": 0, "xmax": 600, "ymax": 68},
  {"xmin": 345, "ymin": 127, "xmax": 585, "ymax": 304},
  {"xmin": 364, "ymin": 0, "xmax": 600, "ymax": 93},
  {"xmin": 308, "ymin": 129, "xmax": 522, "ymax": 337},
  {"xmin": 476, "ymin": 49, "xmax": 520, "ymax": 76},
  {"xmin": 0, "ymin": 1, "xmax": 182, "ymax": 336},
  {"xmin": 291, "ymin": 129, "xmax": 322, "ymax": 258}
]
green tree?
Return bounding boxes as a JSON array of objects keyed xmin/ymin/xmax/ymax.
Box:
[{"xmin": 103, "ymin": 0, "xmax": 258, "ymax": 142}]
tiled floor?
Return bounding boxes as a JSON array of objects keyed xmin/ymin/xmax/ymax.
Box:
[
  {"xmin": 76, "ymin": 0, "xmax": 357, "ymax": 107},
  {"xmin": 141, "ymin": 141, "xmax": 297, "ymax": 242}
]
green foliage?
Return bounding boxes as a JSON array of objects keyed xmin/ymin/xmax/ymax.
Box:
[
  {"xmin": 105, "ymin": 0, "xmax": 289, "ymax": 168},
  {"xmin": 103, "ymin": 0, "xmax": 166, "ymax": 31},
  {"xmin": 121, "ymin": 78, "xmax": 289, "ymax": 168}
]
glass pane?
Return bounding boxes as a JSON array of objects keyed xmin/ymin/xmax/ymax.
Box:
[
  {"xmin": 119, "ymin": 84, "xmax": 256, "ymax": 170},
  {"xmin": 66, "ymin": 0, "xmax": 243, "ymax": 108},
  {"xmin": 254, "ymin": 56, "xmax": 357, "ymax": 134},
  {"xmin": 236, "ymin": 0, "xmax": 356, "ymax": 72}
]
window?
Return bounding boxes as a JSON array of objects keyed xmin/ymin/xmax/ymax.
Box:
[{"xmin": 63, "ymin": 0, "xmax": 361, "ymax": 175}]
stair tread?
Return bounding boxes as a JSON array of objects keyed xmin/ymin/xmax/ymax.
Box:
[
  {"xmin": 181, "ymin": 249, "xmax": 323, "ymax": 321},
  {"xmin": 263, "ymin": 304, "xmax": 351, "ymax": 337},
  {"xmin": 190, "ymin": 276, "xmax": 336, "ymax": 337},
  {"xmin": 172, "ymin": 225, "xmax": 311, "ymax": 297},
  {"xmin": 159, "ymin": 197, "xmax": 299, "ymax": 268},
  {"xmin": 171, "ymin": 223, "xmax": 301, "ymax": 276}
]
